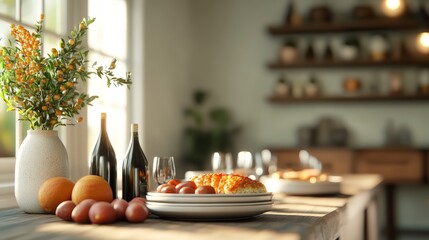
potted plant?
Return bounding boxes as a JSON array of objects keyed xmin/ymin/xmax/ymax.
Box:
[
  {"xmin": 183, "ymin": 90, "xmax": 241, "ymax": 170},
  {"xmin": 0, "ymin": 15, "xmax": 131, "ymax": 213}
]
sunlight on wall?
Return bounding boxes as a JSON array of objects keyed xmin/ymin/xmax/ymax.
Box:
[{"xmin": 87, "ymin": 0, "xmax": 129, "ymax": 191}]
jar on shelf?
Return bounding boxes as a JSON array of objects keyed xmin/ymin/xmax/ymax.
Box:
[
  {"xmin": 308, "ymin": 5, "xmax": 332, "ymax": 23},
  {"xmin": 369, "ymin": 34, "xmax": 389, "ymax": 61},
  {"xmin": 418, "ymin": 69, "xmax": 429, "ymax": 95},
  {"xmin": 338, "ymin": 37, "xmax": 360, "ymax": 61},
  {"xmin": 274, "ymin": 75, "xmax": 290, "ymax": 96},
  {"xmin": 343, "ymin": 77, "xmax": 362, "ymax": 94},
  {"xmin": 352, "ymin": 5, "xmax": 375, "ymax": 20},
  {"xmin": 279, "ymin": 40, "xmax": 298, "ymax": 63}
]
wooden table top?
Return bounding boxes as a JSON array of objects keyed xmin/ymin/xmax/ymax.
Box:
[{"xmin": 0, "ymin": 174, "xmax": 382, "ymax": 240}]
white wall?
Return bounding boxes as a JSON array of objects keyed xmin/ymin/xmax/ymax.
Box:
[
  {"xmin": 144, "ymin": 0, "xmax": 194, "ymax": 177},
  {"xmin": 144, "ymin": 0, "xmax": 429, "ymax": 176}
]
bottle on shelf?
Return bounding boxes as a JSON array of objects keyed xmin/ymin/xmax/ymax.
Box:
[
  {"xmin": 305, "ymin": 42, "xmax": 315, "ymax": 61},
  {"xmin": 284, "ymin": 3, "xmax": 294, "ymax": 25},
  {"xmin": 323, "ymin": 41, "xmax": 334, "ymax": 61},
  {"xmin": 122, "ymin": 123, "xmax": 149, "ymax": 201},
  {"xmin": 284, "ymin": 2, "xmax": 301, "ymax": 26},
  {"xmin": 89, "ymin": 112, "xmax": 117, "ymax": 199},
  {"xmin": 399, "ymin": 40, "xmax": 409, "ymax": 58}
]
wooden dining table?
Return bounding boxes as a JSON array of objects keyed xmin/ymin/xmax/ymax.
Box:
[{"xmin": 0, "ymin": 174, "xmax": 382, "ymax": 240}]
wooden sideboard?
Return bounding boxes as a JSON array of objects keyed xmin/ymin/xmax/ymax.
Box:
[
  {"xmin": 269, "ymin": 147, "xmax": 428, "ymax": 240},
  {"xmin": 269, "ymin": 147, "xmax": 426, "ymax": 184}
]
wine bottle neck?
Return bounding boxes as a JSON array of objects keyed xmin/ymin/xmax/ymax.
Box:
[
  {"xmin": 132, "ymin": 131, "xmax": 139, "ymax": 142},
  {"xmin": 100, "ymin": 118, "xmax": 109, "ymax": 138},
  {"xmin": 131, "ymin": 123, "xmax": 139, "ymax": 141}
]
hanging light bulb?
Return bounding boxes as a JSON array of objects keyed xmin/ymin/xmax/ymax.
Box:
[
  {"xmin": 381, "ymin": 0, "xmax": 406, "ymax": 17},
  {"xmin": 417, "ymin": 32, "xmax": 429, "ymax": 54}
]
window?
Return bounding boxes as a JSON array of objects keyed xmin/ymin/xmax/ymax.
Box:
[
  {"xmin": 0, "ymin": 0, "xmax": 131, "ymax": 207},
  {"xmin": 87, "ymin": 0, "xmax": 129, "ymax": 197},
  {"xmin": 0, "ymin": 0, "xmax": 44, "ymax": 209}
]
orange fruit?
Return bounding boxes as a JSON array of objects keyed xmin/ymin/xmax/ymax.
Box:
[
  {"xmin": 71, "ymin": 175, "xmax": 113, "ymax": 205},
  {"xmin": 38, "ymin": 176, "xmax": 75, "ymax": 214}
]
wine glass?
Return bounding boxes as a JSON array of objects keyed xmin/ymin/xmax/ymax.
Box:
[
  {"xmin": 211, "ymin": 152, "xmax": 233, "ymax": 173},
  {"xmin": 236, "ymin": 151, "xmax": 267, "ymax": 180},
  {"xmin": 236, "ymin": 151, "xmax": 255, "ymax": 179},
  {"xmin": 153, "ymin": 156, "xmax": 176, "ymax": 185},
  {"xmin": 261, "ymin": 149, "xmax": 278, "ymax": 175}
]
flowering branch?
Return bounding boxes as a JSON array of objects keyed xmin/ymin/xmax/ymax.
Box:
[{"xmin": 0, "ymin": 15, "xmax": 132, "ymax": 130}]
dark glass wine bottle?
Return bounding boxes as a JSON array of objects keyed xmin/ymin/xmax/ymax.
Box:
[
  {"xmin": 90, "ymin": 112, "xmax": 117, "ymax": 199},
  {"xmin": 122, "ymin": 123, "xmax": 149, "ymax": 201}
]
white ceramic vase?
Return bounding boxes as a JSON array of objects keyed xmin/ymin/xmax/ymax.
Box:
[{"xmin": 15, "ymin": 130, "xmax": 69, "ymax": 213}]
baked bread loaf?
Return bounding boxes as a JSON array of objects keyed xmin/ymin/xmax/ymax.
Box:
[{"xmin": 191, "ymin": 173, "xmax": 267, "ymax": 194}]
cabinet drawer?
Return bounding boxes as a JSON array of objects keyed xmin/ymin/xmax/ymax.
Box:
[
  {"xmin": 271, "ymin": 148, "xmax": 353, "ymax": 174},
  {"xmin": 396, "ymin": 185, "xmax": 429, "ymax": 230},
  {"xmin": 355, "ymin": 150, "xmax": 423, "ymax": 183}
]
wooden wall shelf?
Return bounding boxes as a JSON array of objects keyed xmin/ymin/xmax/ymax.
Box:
[
  {"xmin": 268, "ymin": 58, "xmax": 429, "ymax": 69},
  {"xmin": 268, "ymin": 18, "xmax": 424, "ymax": 35},
  {"xmin": 266, "ymin": 16, "xmax": 429, "ymax": 101},
  {"xmin": 268, "ymin": 94, "xmax": 429, "ymax": 103}
]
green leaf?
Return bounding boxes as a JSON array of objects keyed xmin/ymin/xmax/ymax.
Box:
[
  {"xmin": 209, "ymin": 108, "xmax": 230, "ymax": 126},
  {"xmin": 193, "ymin": 90, "xmax": 207, "ymax": 105}
]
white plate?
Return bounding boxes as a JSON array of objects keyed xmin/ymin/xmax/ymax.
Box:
[
  {"xmin": 147, "ymin": 192, "xmax": 273, "ymax": 203},
  {"xmin": 260, "ymin": 176, "xmax": 342, "ymax": 195},
  {"xmin": 147, "ymin": 201, "xmax": 272, "ymax": 220}
]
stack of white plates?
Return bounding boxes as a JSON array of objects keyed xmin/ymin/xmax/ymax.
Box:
[{"xmin": 146, "ymin": 192, "xmax": 273, "ymax": 221}]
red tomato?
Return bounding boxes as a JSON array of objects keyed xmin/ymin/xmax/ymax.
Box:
[
  {"xmin": 89, "ymin": 202, "xmax": 117, "ymax": 225},
  {"xmin": 175, "ymin": 181, "xmax": 197, "ymax": 192},
  {"xmin": 71, "ymin": 199, "xmax": 96, "ymax": 224},
  {"xmin": 160, "ymin": 185, "xmax": 177, "ymax": 194},
  {"xmin": 129, "ymin": 197, "xmax": 146, "ymax": 205},
  {"xmin": 179, "ymin": 186, "xmax": 195, "ymax": 194},
  {"xmin": 55, "ymin": 200, "xmax": 76, "ymax": 221},
  {"xmin": 111, "ymin": 199, "xmax": 128, "ymax": 220},
  {"xmin": 167, "ymin": 179, "xmax": 182, "ymax": 186},
  {"xmin": 156, "ymin": 183, "xmax": 174, "ymax": 192},
  {"xmin": 195, "ymin": 185, "xmax": 216, "ymax": 194},
  {"xmin": 126, "ymin": 202, "xmax": 149, "ymax": 223}
]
